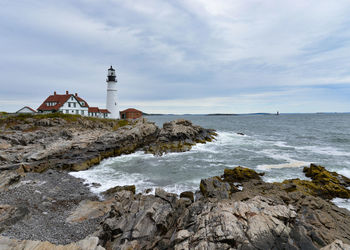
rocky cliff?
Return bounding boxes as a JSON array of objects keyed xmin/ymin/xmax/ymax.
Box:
[
  {"xmin": 0, "ymin": 114, "xmax": 215, "ymax": 190},
  {"xmin": 0, "ymin": 114, "xmax": 349, "ymax": 250},
  {"xmin": 94, "ymin": 166, "xmax": 350, "ymax": 250}
]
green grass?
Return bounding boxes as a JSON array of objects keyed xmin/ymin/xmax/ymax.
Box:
[
  {"xmin": 112, "ymin": 119, "xmax": 130, "ymax": 130},
  {"xmin": 0, "ymin": 112, "xmax": 131, "ymax": 129}
]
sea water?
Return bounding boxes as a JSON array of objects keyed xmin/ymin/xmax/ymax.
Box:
[{"xmin": 70, "ymin": 113, "xmax": 350, "ymax": 210}]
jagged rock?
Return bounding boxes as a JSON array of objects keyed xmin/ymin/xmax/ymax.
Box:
[
  {"xmin": 0, "ymin": 236, "xmax": 105, "ymax": 250},
  {"xmin": 180, "ymin": 191, "xmax": 194, "ymax": 202},
  {"xmin": 223, "ymin": 166, "xmax": 264, "ymax": 182},
  {"xmin": 200, "ymin": 176, "xmax": 236, "ymax": 199},
  {"xmin": 66, "ymin": 200, "xmax": 113, "ymax": 223},
  {"xmin": 0, "ymin": 205, "xmax": 29, "ymax": 233},
  {"xmin": 97, "ymin": 188, "xmax": 332, "ymax": 249},
  {"xmin": 98, "ymin": 190, "xmax": 176, "ymax": 249},
  {"xmin": 321, "ymin": 240, "xmax": 350, "ymax": 250},
  {"xmin": 0, "ymin": 140, "xmax": 11, "ymax": 150},
  {"xmin": 144, "ymin": 119, "xmax": 216, "ymax": 155},
  {"xmin": 102, "ymin": 185, "xmax": 136, "ymax": 199},
  {"xmin": 174, "ymin": 196, "xmax": 301, "ymax": 250},
  {"xmin": 281, "ymin": 164, "xmax": 350, "ymax": 199},
  {"xmin": 0, "ymin": 115, "xmax": 214, "ymax": 174},
  {"xmin": 96, "ymin": 166, "xmax": 350, "ymax": 249},
  {"xmin": 0, "ymin": 171, "xmax": 21, "ymax": 191},
  {"xmin": 155, "ymin": 188, "xmax": 177, "ymax": 205}
]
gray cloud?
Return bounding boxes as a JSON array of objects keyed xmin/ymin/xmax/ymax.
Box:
[{"xmin": 1, "ymin": 0, "xmax": 350, "ymax": 113}]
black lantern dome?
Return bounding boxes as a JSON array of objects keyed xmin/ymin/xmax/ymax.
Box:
[{"xmin": 107, "ymin": 66, "xmax": 117, "ymax": 82}]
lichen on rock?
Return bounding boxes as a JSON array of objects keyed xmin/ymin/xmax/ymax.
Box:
[{"xmin": 281, "ymin": 164, "xmax": 350, "ymax": 199}]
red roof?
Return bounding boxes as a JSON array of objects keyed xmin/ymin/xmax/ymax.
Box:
[
  {"xmin": 99, "ymin": 109, "xmax": 110, "ymax": 113},
  {"xmin": 37, "ymin": 93, "xmax": 89, "ymax": 111},
  {"xmin": 120, "ymin": 108, "xmax": 142, "ymax": 113},
  {"xmin": 16, "ymin": 106, "xmax": 37, "ymax": 113},
  {"xmin": 75, "ymin": 96, "xmax": 88, "ymax": 106},
  {"xmin": 88, "ymin": 107, "xmax": 100, "ymax": 113}
]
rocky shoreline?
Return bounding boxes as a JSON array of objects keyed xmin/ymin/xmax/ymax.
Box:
[
  {"xmin": 0, "ymin": 170, "xmax": 100, "ymax": 245},
  {"xmin": 0, "ymin": 114, "xmax": 349, "ymax": 249}
]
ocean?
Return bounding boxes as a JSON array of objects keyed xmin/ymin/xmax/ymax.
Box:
[{"xmin": 70, "ymin": 113, "xmax": 350, "ymax": 210}]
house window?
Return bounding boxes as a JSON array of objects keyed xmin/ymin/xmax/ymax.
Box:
[
  {"xmin": 81, "ymin": 102, "xmax": 84, "ymax": 106},
  {"xmin": 66, "ymin": 110, "xmax": 69, "ymax": 114},
  {"xmin": 73, "ymin": 103, "xmax": 76, "ymax": 108},
  {"xmin": 71, "ymin": 97, "xmax": 74, "ymax": 100},
  {"xmin": 81, "ymin": 110, "xmax": 84, "ymax": 115},
  {"xmin": 68, "ymin": 103, "xmax": 71, "ymax": 107},
  {"xmin": 72, "ymin": 110, "xmax": 74, "ymax": 113},
  {"xmin": 76, "ymin": 110, "xmax": 79, "ymax": 114}
]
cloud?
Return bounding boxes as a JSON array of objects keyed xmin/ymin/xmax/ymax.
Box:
[{"xmin": 1, "ymin": 0, "xmax": 350, "ymax": 112}]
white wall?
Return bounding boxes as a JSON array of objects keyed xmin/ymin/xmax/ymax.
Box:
[
  {"xmin": 16, "ymin": 107, "xmax": 35, "ymax": 113},
  {"xmin": 106, "ymin": 81, "xmax": 120, "ymax": 119},
  {"xmin": 59, "ymin": 95, "xmax": 89, "ymax": 116}
]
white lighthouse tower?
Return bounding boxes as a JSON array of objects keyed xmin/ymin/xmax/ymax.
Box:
[{"xmin": 106, "ymin": 66, "xmax": 120, "ymax": 119}]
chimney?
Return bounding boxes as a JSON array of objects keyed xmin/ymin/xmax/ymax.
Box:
[
  {"xmin": 66, "ymin": 90, "xmax": 68, "ymax": 94},
  {"xmin": 54, "ymin": 91, "xmax": 56, "ymax": 95},
  {"xmin": 75, "ymin": 93, "xmax": 78, "ymax": 97}
]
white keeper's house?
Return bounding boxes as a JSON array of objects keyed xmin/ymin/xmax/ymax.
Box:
[
  {"xmin": 37, "ymin": 66, "xmax": 121, "ymax": 119},
  {"xmin": 37, "ymin": 91, "xmax": 110, "ymax": 118}
]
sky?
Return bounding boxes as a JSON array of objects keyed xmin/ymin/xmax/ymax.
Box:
[{"xmin": 1, "ymin": 0, "xmax": 350, "ymax": 114}]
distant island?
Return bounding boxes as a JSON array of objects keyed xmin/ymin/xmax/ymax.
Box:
[{"xmin": 206, "ymin": 113, "xmax": 238, "ymax": 116}]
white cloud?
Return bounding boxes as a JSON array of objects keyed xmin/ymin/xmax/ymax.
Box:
[{"xmin": 1, "ymin": 0, "xmax": 350, "ymax": 113}]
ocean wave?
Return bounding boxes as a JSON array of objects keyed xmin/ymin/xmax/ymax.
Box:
[
  {"xmin": 332, "ymin": 198, "xmax": 350, "ymax": 211},
  {"xmin": 163, "ymin": 183, "xmax": 197, "ymax": 195},
  {"xmin": 295, "ymin": 145, "xmax": 350, "ymax": 157},
  {"xmin": 191, "ymin": 131, "xmax": 248, "ymax": 154},
  {"xmin": 70, "ymin": 169, "xmax": 153, "ymax": 194},
  {"xmin": 338, "ymin": 168, "xmax": 350, "ymax": 178}
]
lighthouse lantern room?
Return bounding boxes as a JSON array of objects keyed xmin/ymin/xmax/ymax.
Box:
[{"xmin": 106, "ymin": 66, "xmax": 120, "ymax": 119}]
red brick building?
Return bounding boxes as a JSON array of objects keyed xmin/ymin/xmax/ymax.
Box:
[{"xmin": 120, "ymin": 108, "xmax": 143, "ymax": 119}]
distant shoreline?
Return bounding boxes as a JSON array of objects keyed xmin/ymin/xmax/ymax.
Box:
[{"xmin": 143, "ymin": 112, "xmax": 350, "ymax": 116}]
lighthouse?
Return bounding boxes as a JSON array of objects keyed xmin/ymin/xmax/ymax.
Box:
[{"xmin": 106, "ymin": 66, "xmax": 120, "ymax": 119}]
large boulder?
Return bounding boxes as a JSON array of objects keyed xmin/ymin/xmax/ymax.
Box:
[
  {"xmin": 66, "ymin": 200, "xmax": 114, "ymax": 223},
  {"xmin": 101, "ymin": 185, "xmax": 136, "ymax": 199},
  {"xmin": 321, "ymin": 240, "xmax": 350, "ymax": 250},
  {"xmin": 223, "ymin": 166, "xmax": 264, "ymax": 182},
  {"xmin": 0, "ymin": 236, "xmax": 105, "ymax": 250},
  {"xmin": 281, "ymin": 164, "xmax": 350, "ymax": 199},
  {"xmin": 0, "ymin": 205, "xmax": 29, "ymax": 233},
  {"xmin": 200, "ymin": 176, "xmax": 237, "ymax": 199},
  {"xmin": 144, "ymin": 119, "xmax": 216, "ymax": 155},
  {"xmin": 98, "ymin": 189, "xmax": 178, "ymax": 249}
]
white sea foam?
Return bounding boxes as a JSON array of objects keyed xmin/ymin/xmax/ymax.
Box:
[
  {"xmin": 108, "ymin": 151, "xmax": 155, "ymax": 162},
  {"xmin": 191, "ymin": 143, "xmax": 219, "ymax": 154},
  {"xmin": 256, "ymin": 148, "xmax": 310, "ymax": 170},
  {"xmin": 338, "ymin": 168, "xmax": 350, "ymax": 178},
  {"xmin": 69, "ymin": 124, "xmax": 350, "ymax": 201},
  {"xmin": 295, "ymin": 145, "xmax": 350, "ymax": 157},
  {"xmin": 332, "ymin": 198, "xmax": 350, "ymax": 211},
  {"xmin": 70, "ymin": 167, "xmax": 153, "ymax": 194},
  {"xmin": 257, "ymin": 161, "xmax": 309, "ymax": 170},
  {"xmin": 272, "ymin": 141, "xmax": 291, "ymax": 148}
]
